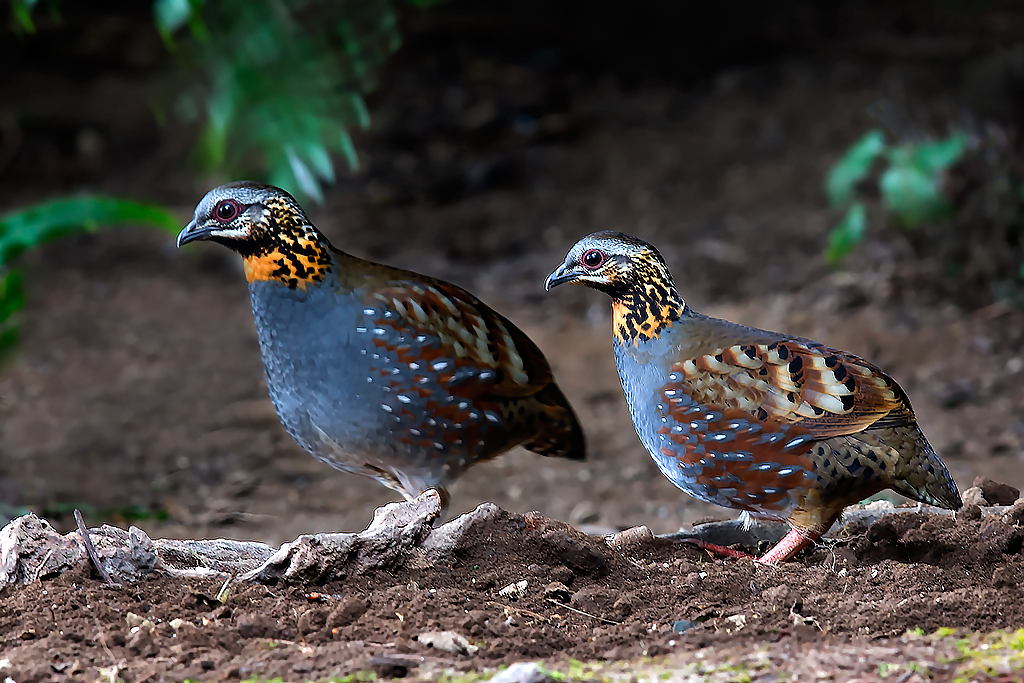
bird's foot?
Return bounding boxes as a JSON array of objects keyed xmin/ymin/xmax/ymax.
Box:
[{"xmin": 681, "ymin": 527, "xmax": 819, "ymax": 565}]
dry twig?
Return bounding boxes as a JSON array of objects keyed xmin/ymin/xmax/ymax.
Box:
[
  {"xmin": 74, "ymin": 509, "xmax": 117, "ymax": 586},
  {"xmin": 546, "ymin": 598, "xmax": 620, "ymax": 625}
]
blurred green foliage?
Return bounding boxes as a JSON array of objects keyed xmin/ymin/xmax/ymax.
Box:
[
  {"xmin": 0, "ymin": 198, "xmax": 180, "ymax": 360},
  {"xmin": 824, "ymin": 129, "xmax": 968, "ymax": 263},
  {"xmin": 13, "ymin": 0, "xmax": 411, "ymax": 201},
  {"xmin": 4, "ymin": 0, "xmax": 432, "ymax": 359},
  {"xmin": 825, "ymin": 125, "xmax": 1024, "ymax": 306},
  {"xmin": 154, "ymin": 0, "xmax": 403, "ymax": 202}
]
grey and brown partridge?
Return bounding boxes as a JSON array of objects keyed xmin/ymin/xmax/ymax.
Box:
[
  {"xmin": 177, "ymin": 182, "xmax": 585, "ymax": 509},
  {"xmin": 546, "ymin": 231, "xmax": 961, "ymax": 563}
]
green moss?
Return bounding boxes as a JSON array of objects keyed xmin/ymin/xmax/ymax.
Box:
[{"xmin": 949, "ymin": 629, "xmax": 1024, "ymax": 683}]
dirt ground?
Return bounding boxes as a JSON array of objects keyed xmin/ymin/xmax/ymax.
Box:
[{"xmin": 3, "ymin": 2, "xmax": 1024, "ymax": 681}]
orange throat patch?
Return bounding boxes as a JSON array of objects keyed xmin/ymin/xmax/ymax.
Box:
[
  {"xmin": 611, "ymin": 285, "xmax": 684, "ymax": 344},
  {"xmin": 243, "ymin": 239, "xmax": 331, "ymax": 290},
  {"xmin": 612, "ymin": 299, "xmax": 677, "ymax": 344}
]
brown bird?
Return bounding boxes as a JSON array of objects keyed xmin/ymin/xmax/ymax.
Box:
[
  {"xmin": 546, "ymin": 231, "xmax": 961, "ymax": 563},
  {"xmin": 178, "ymin": 181, "xmax": 585, "ymax": 510}
]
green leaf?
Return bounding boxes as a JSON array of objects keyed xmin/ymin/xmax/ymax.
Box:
[
  {"xmin": 911, "ymin": 134, "xmax": 967, "ymax": 174},
  {"xmin": 338, "ymin": 129, "xmax": 358, "ymax": 172},
  {"xmin": 825, "ymin": 202, "xmax": 868, "ymax": 263},
  {"xmin": 879, "ymin": 163, "xmax": 951, "ymax": 227},
  {"xmin": 305, "ymin": 143, "xmax": 335, "ymax": 183},
  {"xmin": 285, "ymin": 146, "xmax": 323, "ymax": 204},
  {"xmin": 825, "ymin": 130, "xmax": 886, "ymax": 209},
  {"xmin": 0, "ymin": 270, "xmax": 24, "ymax": 323},
  {"xmin": 350, "ymin": 94, "xmax": 371, "ymax": 130},
  {"xmin": 10, "ymin": 0, "xmax": 40, "ymax": 33},
  {"xmin": 0, "ymin": 196, "xmax": 181, "ymax": 266},
  {"xmin": 0, "ymin": 323, "xmax": 18, "ymax": 362},
  {"xmin": 0, "ymin": 197, "xmax": 179, "ymax": 361},
  {"xmin": 154, "ymin": 0, "xmax": 197, "ymax": 42},
  {"xmin": 0, "ymin": 268, "xmax": 23, "ymax": 362}
]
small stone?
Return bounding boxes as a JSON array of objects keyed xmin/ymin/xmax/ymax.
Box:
[
  {"xmin": 416, "ymin": 630, "xmax": 478, "ymax": 655},
  {"xmin": 498, "ymin": 580, "xmax": 528, "ymax": 600},
  {"xmin": 974, "ymin": 477, "xmax": 1020, "ymax": 506},
  {"xmin": 725, "ymin": 614, "xmax": 747, "ymax": 631},
  {"xmin": 961, "ymin": 487, "xmax": 988, "ymax": 508},
  {"xmin": 125, "ymin": 612, "xmax": 155, "ymax": 631},
  {"xmin": 959, "ymin": 504, "xmax": 982, "ymax": 521},
  {"xmin": 543, "ymin": 581, "xmax": 571, "ymax": 603},
  {"xmin": 169, "ymin": 618, "xmax": 188, "ymax": 631},
  {"xmin": 1002, "ymin": 500, "xmax": 1024, "ymax": 526},
  {"xmin": 489, "ymin": 661, "xmax": 549, "ymax": 683},
  {"xmin": 607, "ymin": 525, "xmax": 655, "ymax": 551},
  {"xmin": 125, "ymin": 612, "xmax": 148, "ymax": 629}
]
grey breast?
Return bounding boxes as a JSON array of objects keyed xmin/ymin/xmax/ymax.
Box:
[
  {"xmin": 247, "ymin": 277, "xmax": 502, "ymax": 488},
  {"xmin": 613, "ymin": 335, "xmax": 672, "ymax": 460},
  {"xmin": 248, "ymin": 279, "xmax": 380, "ymax": 459}
]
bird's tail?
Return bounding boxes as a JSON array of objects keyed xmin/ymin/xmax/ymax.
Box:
[
  {"xmin": 889, "ymin": 425, "xmax": 962, "ymax": 510},
  {"xmin": 521, "ymin": 383, "xmax": 586, "ymax": 461}
]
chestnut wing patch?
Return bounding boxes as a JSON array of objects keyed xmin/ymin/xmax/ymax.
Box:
[
  {"xmin": 370, "ymin": 280, "xmax": 553, "ymax": 399},
  {"xmin": 674, "ymin": 339, "xmax": 912, "ymax": 439}
]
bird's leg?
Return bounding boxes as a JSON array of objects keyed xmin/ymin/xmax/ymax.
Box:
[
  {"xmin": 680, "ymin": 527, "xmax": 821, "ymax": 564},
  {"xmin": 755, "ymin": 527, "xmax": 819, "ymax": 564},
  {"xmin": 679, "ymin": 537, "xmax": 756, "ymax": 561}
]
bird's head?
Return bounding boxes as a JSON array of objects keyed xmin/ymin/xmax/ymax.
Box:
[
  {"xmin": 545, "ymin": 231, "xmax": 686, "ymax": 343},
  {"xmin": 177, "ymin": 181, "xmax": 332, "ymax": 289}
]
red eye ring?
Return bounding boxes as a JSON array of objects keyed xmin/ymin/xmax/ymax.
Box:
[
  {"xmin": 581, "ymin": 249, "xmax": 605, "ymax": 270},
  {"xmin": 214, "ymin": 199, "xmax": 240, "ymax": 223}
]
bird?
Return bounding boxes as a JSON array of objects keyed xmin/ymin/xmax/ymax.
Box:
[
  {"xmin": 545, "ymin": 231, "xmax": 961, "ymax": 564},
  {"xmin": 177, "ymin": 181, "xmax": 585, "ymax": 510}
]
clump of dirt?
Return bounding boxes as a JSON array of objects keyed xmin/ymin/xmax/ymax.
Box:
[{"xmin": 2, "ymin": 505, "xmax": 1023, "ymax": 681}]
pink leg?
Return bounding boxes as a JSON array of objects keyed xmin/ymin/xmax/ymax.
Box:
[
  {"xmin": 756, "ymin": 527, "xmax": 819, "ymax": 564},
  {"xmin": 679, "ymin": 537, "xmax": 755, "ymax": 561},
  {"xmin": 681, "ymin": 527, "xmax": 820, "ymax": 564}
]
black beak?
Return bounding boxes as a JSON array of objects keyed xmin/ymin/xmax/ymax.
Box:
[
  {"xmin": 544, "ymin": 262, "xmax": 577, "ymax": 291},
  {"xmin": 176, "ymin": 220, "xmax": 211, "ymax": 247}
]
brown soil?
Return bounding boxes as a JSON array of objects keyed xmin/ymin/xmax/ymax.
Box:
[
  {"xmin": 2, "ymin": 505, "xmax": 1024, "ymax": 681},
  {"xmin": 3, "ymin": 2, "xmax": 1024, "ymax": 681}
]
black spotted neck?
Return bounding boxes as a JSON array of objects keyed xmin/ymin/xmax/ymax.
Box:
[
  {"xmin": 610, "ymin": 258, "xmax": 686, "ymax": 344},
  {"xmin": 238, "ymin": 196, "xmax": 333, "ymax": 290}
]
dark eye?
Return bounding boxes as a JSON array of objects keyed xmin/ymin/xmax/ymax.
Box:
[
  {"xmin": 581, "ymin": 249, "xmax": 605, "ymax": 270},
  {"xmin": 214, "ymin": 199, "xmax": 240, "ymax": 223}
]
